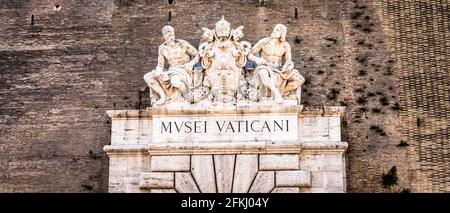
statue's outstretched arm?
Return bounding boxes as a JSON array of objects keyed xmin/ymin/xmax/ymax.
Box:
[
  {"xmin": 250, "ymin": 38, "xmax": 268, "ymax": 55},
  {"xmin": 249, "ymin": 38, "xmax": 269, "ymax": 65}
]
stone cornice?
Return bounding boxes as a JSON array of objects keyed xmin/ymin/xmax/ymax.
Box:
[
  {"xmin": 104, "ymin": 141, "xmax": 348, "ymax": 155},
  {"xmin": 106, "ymin": 105, "xmax": 345, "ymax": 119}
]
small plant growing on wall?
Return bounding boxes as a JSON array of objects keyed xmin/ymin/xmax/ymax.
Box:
[
  {"xmin": 356, "ymin": 96, "xmax": 367, "ymax": 105},
  {"xmin": 370, "ymin": 125, "xmax": 386, "ymax": 136},
  {"xmin": 382, "ymin": 166, "xmax": 398, "ymax": 192},
  {"xmin": 397, "ymin": 140, "xmax": 409, "ymax": 147},
  {"xmin": 379, "ymin": 95, "xmax": 389, "ymax": 105},
  {"xmin": 294, "ymin": 36, "xmax": 302, "ymax": 44},
  {"xmin": 392, "ymin": 102, "xmax": 400, "ymax": 111}
]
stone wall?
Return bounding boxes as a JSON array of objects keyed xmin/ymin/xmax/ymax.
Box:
[{"xmin": 1, "ymin": 0, "xmax": 446, "ymax": 192}]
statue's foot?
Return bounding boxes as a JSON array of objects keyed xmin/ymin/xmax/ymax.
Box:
[
  {"xmin": 154, "ymin": 96, "xmax": 166, "ymax": 105},
  {"xmin": 171, "ymin": 94, "xmax": 185, "ymax": 102}
]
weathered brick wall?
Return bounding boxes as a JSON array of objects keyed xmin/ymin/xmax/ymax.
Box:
[
  {"xmin": 1, "ymin": 0, "xmax": 444, "ymax": 192},
  {"xmin": 377, "ymin": 0, "xmax": 450, "ymax": 192},
  {"xmin": 341, "ymin": 0, "xmax": 408, "ymax": 193}
]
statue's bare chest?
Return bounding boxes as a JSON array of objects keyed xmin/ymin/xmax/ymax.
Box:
[
  {"xmin": 162, "ymin": 45, "xmax": 188, "ymax": 60},
  {"xmin": 263, "ymin": 41, "xmax": 285, "ymax": 56}
]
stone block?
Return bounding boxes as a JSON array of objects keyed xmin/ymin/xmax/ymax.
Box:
[
  {"xmin": 325, "ymin": 171, "xmax": 344, "ymax": 188},
  {"xmin": 175, "ymin": 172, "xmax": 200, "ymax": 193},
  {"xmin": 248, "ymin": 171, "xmax": 275, "ymax": 193},
  {"xmin": 276, "ymin": 170, "xmax": 311, "ymax": 187},
  {"xmin": 328, "ymin": 117, "xmax": 341, "ymax": 142},
  {"xmin": 298, "ymin": 117, "xmax": 329, "ymax": 142},
  {"xmin": 111, "ymin": 119, "xmax": 152, "ymax": 145},
  {"xmin": 323, "ymin": 154, "xmax": 344, "ymax": 171},
  {"xmin": 150, "ymin": 189, "xmax": 177, "ymax": 193},
  {"xmin": 232, "ymin": 155, "xmax": 258, "ymax": 193},
  {"xmin": 191, "ymin": 155, "xmax": 216, "ymax": 193},
  {"xmin": 109, "ymin": 156, "xmax": 128, "ymax": 173},
  {"xmin": 309, "ymin": 188, "xmax": 327, "ymax": 193},
  {"xmin": 214, "ymin": 155, "xmax": 235, "ymax": 193},
  {"xmin": 309, "ymin": 187, "xmax": 344, "ymax": 193},
  {"xmin": 272, "ymin": 187, "xmax": 300, "ymax": 193},
  {"xmin": 300, "ymin": 153, "xmax": 324, "ymax": 171},
  {"xmin": 326, "ymin": 188, "xmax": 344, "ymax": 193},
  {"xmin": 150, "ymin": 155, "xmax": 190, "ymax": 172},
  {"xmin": 108, "ymin": 177, "xmax": 127, "ymax": 193},
  {"xmin": 259, "ymin": 154, "xmax": 299, "ymax": 170},
  {"xmin": 127, "ymin": 155, "xmax": 150, "ymax": 173},
  {"xmin": 139, "ymin": 172, "xmax": 174, "ymax": 189},
  {"xmin": 108, "ymin": 176, "xmax": 140, "ymax": 193},
  {"xmin": 311, "ymin": 171, "xmax": 325, "ymax": 188}
]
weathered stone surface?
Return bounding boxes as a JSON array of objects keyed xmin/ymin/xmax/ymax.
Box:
[
  {"xmin": 276, "ymin": 171, "xmax": 311, "ymax": 187},
  {"xmin": 327, "ymin": 117, "xmax": 341, "ymax": 142},
  {"xmin": 325, "ymin": 171, "xmax": 344, "ymax": 188},
  {"xmin": 108, "ymin": 153, "xmax": 150, "ymax": 192},
  {"xmin": 175, "ymin": 172, "xmax": 200, "ymax": 193},
  {"xmin": 272, "ymin": 187, "xmax": 300, "ymax": 193},
  {"xmin": 298, "ymin": 117, "xmax": 330, "ymax": 142},
  {"xmin": 259, "ymin": 154, "xmax": 299, "ymax": 170},
  {"xmin": 109, "ymin": 176, "xmax": 140, "ymax": 193},
  {"xmin": 309, "ymin": 188, "xmax": 344, "ymax": 193},
  {"xmin": 150, "ymin": 155, "xmax": 190, "ymax": 172},
  {"xmin": 191, "ymin": 155, "xmax": 216, "ymax": 193},
  {"xmin": 323, "ymin": 154, "xmax": 344, "ymax": 171},
  {"xmin": 232, "ymin": 155, "xmax": 258, "ymax": 193},
  {"xmin": 248, "ymin": 171, "xmax": 275, "ymax": 193},
  {"xmin": 299, "ymin": 153, "xmax": 325, "ymax": 171},
  {"xmin": 324, "ymin": 188, "xmax": 344, "ymax": 193},
  {"xmin": 149, "ymin": 189, "xmax": 177, "ymax": 193},
  {"xmin": 310, "ymin": 171, "xmax": 325, "ymax": 188},
  {"xmin": 139, "ymin": 172, "xmax": 174, "ymax": 189},
  {"xmin": 214, "ymin": 155, "xmax": 235, "ymax": 193},
  {"xmin": 111, "ymin": 119, "xmax": 152, "ymax": 145}
]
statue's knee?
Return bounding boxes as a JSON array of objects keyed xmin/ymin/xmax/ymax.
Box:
[
  {"xmin": 295, "ymin": 75, "xmax": 305, "ymax": 85},
  {"xmin": 144, "ymin": 72, "xmax": 155, "ymax": 83},
  {"xmin": 170, "ymin": 77, "xmax": 185, "ymax": 90},
  {"xmin": 300, "ymin": 75, "xmax": 305, "ymax": 83},
  {"xmin": 170, "ymin": 76, "xmax": 181, "ymax": 85},
  {"xmin": 146, "ymin": 78, "xmax": 158, "ymax": 85}
]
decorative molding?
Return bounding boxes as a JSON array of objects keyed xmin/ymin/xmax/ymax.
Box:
[{"xmin": 106, "ymin": 106, "xmax": 345, "ymax": 119}]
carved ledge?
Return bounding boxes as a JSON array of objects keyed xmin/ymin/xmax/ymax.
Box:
[
  {"xmin": 106, "ymin": 105, "xmax": 345, "ymax": 119},
  {"xmin": 104, "ymin": 141, "xmax": 348, "ymax": 155}
]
